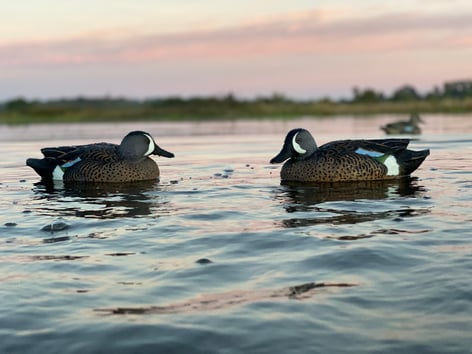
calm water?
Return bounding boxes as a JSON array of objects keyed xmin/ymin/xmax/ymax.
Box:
[{"xmin": 1, "ymin": 115, "xmax": 471, "ymax": 353}]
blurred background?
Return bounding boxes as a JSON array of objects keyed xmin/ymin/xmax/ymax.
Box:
[{"xmin": 1, "ymin": 0, "xmax": 471, "ymax": 124}]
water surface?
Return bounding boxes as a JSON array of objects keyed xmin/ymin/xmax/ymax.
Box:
[{"xmin": 1, "ymin": 115, "xmax": 471, "ymax": 353}]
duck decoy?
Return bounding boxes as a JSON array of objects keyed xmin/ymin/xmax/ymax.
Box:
[
  {"xmin": 381, "ymin": 113, "xmax": 424, "ymax": 134},
  {"xmin": 270, "ymin": 128, "xmax": 429, "ymax": 183},
  {"xmin": 26, "ymin": 131, "xmax": 174, "ymax": 183}
]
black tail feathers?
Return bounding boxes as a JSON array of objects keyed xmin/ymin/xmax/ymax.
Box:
[
  {"xmin": 396, "ymin": 149, "xmax": 430, "ymax": 176},
  {"xmin": 26, "ymin": 157, "xmax": 57, "ymax": 181}
]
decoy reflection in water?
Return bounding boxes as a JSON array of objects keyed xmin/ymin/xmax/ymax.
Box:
[
  {"xmin": 30, "ymin": 180, "xmax": 172, "ymax": 219},
  {"xmin": 270, "ymin": 128, "xmax": 429, "ymax": 183},
  {"xmin": 274, "ymin": 177, "xmax": 429, "ymax": 229},
  {"xmin": 278, "ymin": 177, "xmax": 423, "ymax": 208},
  {"xmin": 26, "ymin": 131, "xmax": 174, "ymax": 184},
  {"xmin": 381, "ymin": 113, "xmax": 424, "ymax": 135}
]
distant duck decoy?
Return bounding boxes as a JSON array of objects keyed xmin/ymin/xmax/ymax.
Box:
[
  {"xmin": 26, "ymin": 131, "xmax": 174, "ymax": 183},
  {"xmin": 381, "ymin": 113, "xmax": 424, "ymax": 135},
  {"xmin": 270, "ymin": 128, "xmax": 430, "ymax": 183}
]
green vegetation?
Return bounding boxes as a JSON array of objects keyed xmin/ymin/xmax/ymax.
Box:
[{"xmin": 1, "ymin": 81, "xmax": 472, "ymax": 124}]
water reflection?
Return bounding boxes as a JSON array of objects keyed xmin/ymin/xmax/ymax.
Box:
[
  {"xmin": 274, "ymin": 177, "xmax": 430, "ymax": 229},
  {"xmin": 30, "ymin": 180, "xmax": 172, "ymax": 219},
  {"xmin": 279, "ymin": 177, "xmax": 423, "ymax": 207}
]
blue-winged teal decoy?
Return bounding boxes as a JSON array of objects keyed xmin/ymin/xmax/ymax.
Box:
[
  {"xmin": 26, "ymin": 131, "xmax": 174, "ymax": 183},
  {"xmin": 381, "ymin": 113, "xmax": 424, "ymax": 135},
  {"xmin": 270, "ymin": 128, "xmax": 430, "ymax": 183}
]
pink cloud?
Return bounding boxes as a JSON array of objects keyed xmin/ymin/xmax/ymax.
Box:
[{"xmin": 1, "ymin": 9, "xmax": 472, "ymax": 68}]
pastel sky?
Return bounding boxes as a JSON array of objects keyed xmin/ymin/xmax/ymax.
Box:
[{"xmin": 1, "ymin": 0, "xmax": 472, "ymax": 101}]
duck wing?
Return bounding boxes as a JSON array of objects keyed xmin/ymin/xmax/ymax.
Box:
[
  {"xmin": 41, "ymin": 143, "xmax": 119, "ymax": 164},
  {"xmin": 41, "ymin": 146, "xmax": 77, "ymax": 159},
  {"xmin": 319, "ymin": 138, "xmax": 429, "ymax": 177},
  {"xmin": 320, "ymin": 139, "xmax": 410, "ymax": 155},
  {"xmin": 28, "ymin": 142, "xmax": 120, "ymax": 182}
]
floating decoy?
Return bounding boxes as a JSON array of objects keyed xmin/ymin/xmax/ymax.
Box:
[
  {"xmin": 381, "ymin": 113, "xmax": 424, "ymax": 135},
  {"xmin": 26, "ymin": 131, "xmax": 174, "ymax": 183},
  {"xmin": 270, "ymin": 128, "xmax": 429, "ymax": 183}
]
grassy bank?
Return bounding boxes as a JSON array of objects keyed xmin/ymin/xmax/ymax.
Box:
[{"xmin": 1, "ymin": 97, "xmax": 472, "ymax": 124}]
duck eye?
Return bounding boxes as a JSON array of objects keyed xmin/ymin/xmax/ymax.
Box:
[{"xmin": 292, "ymin": 132, "xmax": 306, "ymax": 154}]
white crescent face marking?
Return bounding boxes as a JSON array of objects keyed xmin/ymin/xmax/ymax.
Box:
[
  {"xmin": 292, "ymin": 132, "xmax": 306, "ymax": 154},
  {"xmin": 144, "ymin": 134, "xmax": 155, "ymax": 156}
]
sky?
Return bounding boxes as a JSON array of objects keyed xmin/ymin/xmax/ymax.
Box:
[{"xmin": 1, "ymin": 0, "xmax": 472, "ymax": 101}]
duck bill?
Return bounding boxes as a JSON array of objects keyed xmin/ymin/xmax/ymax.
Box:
[
  {"xmin": 270, "ymin": 145, "xmax": 292, "ymax": 164},
  {"xmin": 153, "ymin": 145, "xmax": 175, "ymax": 158}
]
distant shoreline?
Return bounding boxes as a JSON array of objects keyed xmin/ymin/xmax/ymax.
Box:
[{"xmin": 1, "ymin": 97, "xmax": 471, "ymax": 124}]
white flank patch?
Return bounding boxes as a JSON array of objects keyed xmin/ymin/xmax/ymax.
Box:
[
  {"xmin": 52, "ymin": 166, "xmax": 64, "ymax": 180},
  {"xmin": 292, "ymin": 132, "xmax": 306, "ymax": 154},
  {"xmin": 144, "ymin": 134, "xmax": 155, "ymax": 156},
  {"xmin": 53, "ymin": 157, "xmax": 81, "ymax": 180},
  {"xmin": 384, "ymin": 155, "xmax": 399, "ymax": 176},
  {"xmin": 355, "ymin": 148, "xmax": 383, "ymax": 157}
]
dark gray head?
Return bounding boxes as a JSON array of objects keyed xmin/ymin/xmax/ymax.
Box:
[
  {"xmin": 119, "ymin": 131, "xmax": 175, "ymax": 160},
  {"xmin": 409, "ymin": 113, "xmax": 424, "ymax": 124},
  {"xmin": 270, "ymin": 128, "xmax": 317, "ymax": 163}
]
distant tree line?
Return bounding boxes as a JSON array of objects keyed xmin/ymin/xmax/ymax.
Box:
[
  {"xmin": 2, "ymin": 80, "xmax": 472, "ymax": 112},
  {"xmin": 0, "ymin": 80, "xmax": 471, "ymax": 123},
  {"xmin": 351, "ymin": 80, "xmax": 472, "ymax": 103}
]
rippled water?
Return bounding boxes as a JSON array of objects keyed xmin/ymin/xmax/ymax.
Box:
[{"xmin": 1, "ymin": 115, "xmax": 471, "ymax": 353}]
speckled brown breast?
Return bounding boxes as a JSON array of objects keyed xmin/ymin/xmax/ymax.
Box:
[
  {"xmin": 63, "ymin": 158, "xmax": 160, "ymax": 182},
  {"xmin": 280, "ymin": 152, "xmax": 392, "ymax": 182}
]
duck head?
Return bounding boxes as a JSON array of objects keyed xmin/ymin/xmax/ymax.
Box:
[
  {"xmin": 119, "ymin": 131, "xmax": 175, "ymax": 160},
  {"xmin": 410, "ymin": 113, "xmax": 424, "ymax": 124},
  {"xmin": 270, "ymin": 128, "xmax": 317, "ymax": 163}
]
